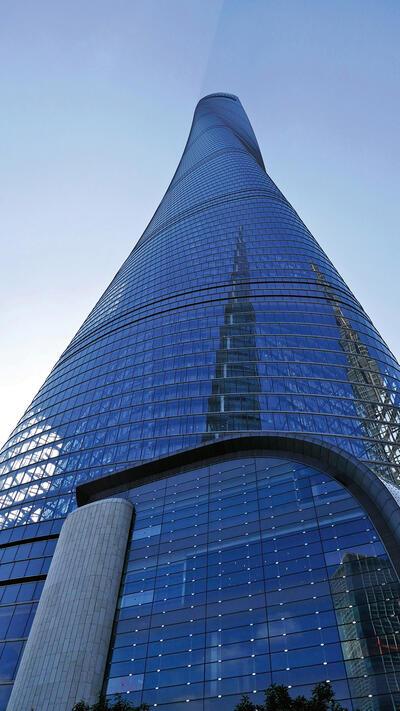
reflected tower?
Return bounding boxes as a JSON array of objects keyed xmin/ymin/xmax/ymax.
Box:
[
  {"xmin": 2, "ymin": 94, "xmax": 400, "ymax": 711},
  {"xmin": 204, "ymin": 226, "xmax": 262, "ymax": 437},
  {"xmin": 332, "ymin": 553, "xmax": 400, "ymax": 709},
  {"xmin": 311, "ymin": 263, "xmax": 400, "ymax": 482}
]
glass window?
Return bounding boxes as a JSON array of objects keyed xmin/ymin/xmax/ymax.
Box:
[{"xmin": 102, "ymin": 454, "xmax": 400, "ymax": 709}]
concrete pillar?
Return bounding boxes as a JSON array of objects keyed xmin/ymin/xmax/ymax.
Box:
[{"xmin": 7, "ymin": 497, "xmax": 133, "ymax": 711}]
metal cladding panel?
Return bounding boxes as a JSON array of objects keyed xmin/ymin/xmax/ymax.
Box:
[{"xmin": 6, "ymin": 498, "xmax": 133, "ymax": 711}]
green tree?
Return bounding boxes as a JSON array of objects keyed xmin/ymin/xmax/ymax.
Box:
[
  {"xmin": 309, "ymin": 682, "xmax": 347, "ymax": 711},
  {"xmin": 72, "ymin": 695, "xmax": 149, "ymax": 711},
  {"xmin": 233, "ymin": 681, "xmax": 349, "ymax": 711},
  {"xmin": 233, "ymin": 694, "xmax": 258, "ymax": 711},
  {"xmin": 264, "ymin": 684, "xmax": 294, "ymax": 710}
]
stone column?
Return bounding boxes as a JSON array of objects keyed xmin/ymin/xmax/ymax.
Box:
[{"xmin": 7, "ymin": 497, "xmax": 133, "ymax": 711}]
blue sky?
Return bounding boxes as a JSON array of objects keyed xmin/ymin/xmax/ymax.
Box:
[{"xmin": 0, "ymin": 0, "xmax": 399, "ymax": 446}]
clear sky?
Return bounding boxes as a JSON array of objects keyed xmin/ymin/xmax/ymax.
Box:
[{"xmin": 0, "ymin": 0, "xmax": 399, "ymax": 447}]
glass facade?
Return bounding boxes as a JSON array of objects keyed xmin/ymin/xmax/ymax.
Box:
[
  {"xmin": 105, "ymin": 454, "xmax": 400, "ymax": 711},
  {"xmin": 0, "ymin": 92, "xmax": 400, "ymax": 707}
]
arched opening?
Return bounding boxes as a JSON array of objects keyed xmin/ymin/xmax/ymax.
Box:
[{"xmin": 79, "ymin": 435, "xmax": 400, "ymax": 710}]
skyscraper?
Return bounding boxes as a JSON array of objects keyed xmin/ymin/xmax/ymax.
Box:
[{"xmin": 2, "ymin": 94, "xmax": 400, "ymax": 711}]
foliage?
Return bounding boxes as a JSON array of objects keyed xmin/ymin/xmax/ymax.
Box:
[
  {"xmin": 72, "ymin": 682, "xmax": 349, "ymax": 711},
  {"xmin": 72, "ymin": 694, "xmax": 149, "ymax": 711},
  {"xmin": 234, "ymin": 695, "xmax": 259, "ymax": 711},
  {"xmin": 233, "ymin": 682, "xmax": 349, "ymax": 711}
]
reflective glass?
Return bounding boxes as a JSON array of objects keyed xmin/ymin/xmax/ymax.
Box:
[
  {"xmin": 0, "ymin": 93, "xmax": 400, "ymax": 697},
  {"xmin": 104, "ymin": 454, "xmax": 400, "ymax": 710}
]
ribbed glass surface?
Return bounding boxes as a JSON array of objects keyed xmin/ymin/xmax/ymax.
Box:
[
  {"xmin": 105, "ymin": 454, "xmax": 400, "ymax": 711},
  {"xmin": 1, "ymin": 94, "xmax": 400, "ymax": 532},
  {"xmin": 0, "ymin": 93, "xmax": 400, "ymax": 704}
]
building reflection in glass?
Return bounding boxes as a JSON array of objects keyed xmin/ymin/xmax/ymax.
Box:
[
  {"xmin": 331, "ymin": 553, "xmax": 400, "ymax": 710},
  {"xmin": 104, "ymin": 454, "xmax": 400, "ymax": 710},
  {"xmin": 312, "ymin": 263, "xmax": 400, "ymax": 484},
  {"xmin": 205, "ymin": 227, "xmax": 262, "ymax": 437}
]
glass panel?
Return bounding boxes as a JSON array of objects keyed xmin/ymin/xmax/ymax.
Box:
[{"xmin": 103, "ymin": 454, "xmax": 400, "ymax": 709}]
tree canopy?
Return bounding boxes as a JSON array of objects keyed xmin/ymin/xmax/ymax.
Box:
[
  {"xmin": 72, "ymin": 695, "xmax": 149, "ymax": 711},
  {"xmin": 234, "ymin": 682, "xmax": 349, "ymax": 711},
  {"xmin": 72, "ymin": 682, "xmax": 349, "ymax": 711}
]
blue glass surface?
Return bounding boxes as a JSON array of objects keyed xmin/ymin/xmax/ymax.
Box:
[
  {"xmin": 105, "ymin": 454, "xmax": 400, "ymax": 710},
  {"xmin": 0, "ymin": 92, "xmax": 400, "ymax": 701}
]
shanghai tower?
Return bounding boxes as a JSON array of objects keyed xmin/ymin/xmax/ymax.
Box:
[{"xmin": 2, "ymin": 94, "xmax": 400, "ymax": 711}]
